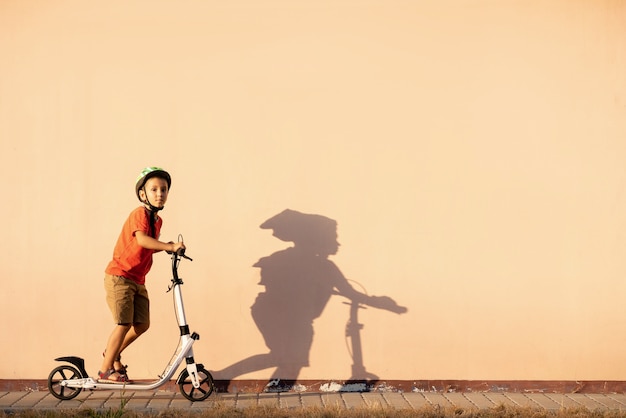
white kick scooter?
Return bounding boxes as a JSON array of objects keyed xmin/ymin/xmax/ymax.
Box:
[{"xmin": 47, "ymin": 246, "xmax": 214, "ymax": 401}]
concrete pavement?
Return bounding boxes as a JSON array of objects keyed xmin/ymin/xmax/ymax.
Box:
[{"xmin": 3, "ymin": 389, "xmax": 626, "ymax": 414}]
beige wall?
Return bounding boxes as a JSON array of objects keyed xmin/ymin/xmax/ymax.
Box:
[{"xmin": 1, "ymin": 0, "xmax": 625, "ymax": 382}]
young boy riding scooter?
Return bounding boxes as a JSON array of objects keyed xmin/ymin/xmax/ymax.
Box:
[{"xmin": 98, "ymin": 167, "xmax": 185, "ymax": 383}]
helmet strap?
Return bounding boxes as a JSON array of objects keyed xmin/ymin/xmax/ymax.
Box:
[
  {"xmin": 148, "ymin": 208, "xmax": 157, "ymax": 238},
  {"xmin": 140, "ymin": 193, "xmax": 160, "ymax": 239}
]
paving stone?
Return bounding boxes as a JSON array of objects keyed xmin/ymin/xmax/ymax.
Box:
[
  {"xmin": 341, "ymin": 392, "xmax": 365, "ymax": 409},
  {"xmin": 34, "ymin": 393, "xmax": 64, "ymax": 409},
  {"xmin": 235, "ymin": 393, "xmax": 259, "ymax": 408},
  {"xmin": 278, "ymin": 392, "xmax": 302, "ymax": 408},
  {"xmin": 381, "ymin": 391, "xmax": 412, "ymax": 408},
  {"xmin": 401, "ymin": 392, "xmax": 431, "ymax": 409},
  {"xmin": 361, "ymin": 392, "xmax": 387, "ymax": 408},
  {"xmin": 483, "ymin": 392, "xmax": 520, "ymax": 407},
  {"xmin": 524, "ymin": 393, "xmax": 561, "ymax": 410},
  {"xmin": 147, "ymin": 391, "xmax": 175, "ymax": 409},
  {"xmin": 101, "ymin": 390, "xmax": 135, "ymax": 410},
  {"xmin": 589, "ymin": 393, "xmax": 626, "ymax": 410},
  {"xmin": 423, "ymin": 392, "xmax": 454, "ymax": 408},
  {"xmin": 544, "ymin": 393, "xmax": 583, "ymax": 409},
  {"xmin": 125, "ymin": 393, "xmax": 154, "ymax": 411},
  {"xmin": 501, "ymin": 392, "xmax": 538, "ymax": 408},
  {"xmin": 300, "ymin": 392, "xmax": 324, "ymax": 408},
  {"xmin": 443, "ymin": 392, "xmax": 478, "ymax": 409},
  {"xmin": 606, "ymin": 393, "xmax": 626, "ymax": 408},
  {"xmin": 189, "ymin": 398, "xmax": 217, "ymax": 410},
  {"xmin": 320, "ymin": 393, "xmax": 344, "ymax": 408},
  {"xmin": 464, "ymin": 392, "xmax": 498, "ymax": 409},
  {"xmin": 168, "ymin": 392, "xmax": 193, "ymax": 409},
  {"xmin": 258, "ymin": 392, "xmax": 280, "ymax": 407},
  {"xmin": 11, "ymin": 391, "xmax": 49, "ymax": 408},
  {"xmin": 0, "ymin": 391, "xmax": 29, "ymax": 407},
  {"xmin": 556, "ymin": 393, "xmax": 608, "ymax": 410},
  {"xmin": 212, "ymin": 392, "xmax": 237, "ymax": 408}
]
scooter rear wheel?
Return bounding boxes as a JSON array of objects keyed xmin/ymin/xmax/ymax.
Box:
[
  {"xmin": 48, "ymin": 365, "xmax": 83, "ymax": 400},
  {"xmin": 178, "ymin": 365, "xmax": 214, "ymax": 401}
]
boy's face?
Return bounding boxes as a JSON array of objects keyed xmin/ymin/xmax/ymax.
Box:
[{"xmin": 139, "ymin": 176, "xmax": 169, "ymax": 209}]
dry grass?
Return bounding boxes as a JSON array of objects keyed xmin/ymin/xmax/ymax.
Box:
[{"xmin": 3, "ymin": 404, "xmax": 626, "ymax": 418}]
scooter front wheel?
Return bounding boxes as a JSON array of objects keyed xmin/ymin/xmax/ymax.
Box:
[
  {"xmin": 48, "ymin": 365, "xmax": 83, "ymax": 400},
  {"xmin": 178, "ymin": 365, "xmax": 214, "ymax": 401}
]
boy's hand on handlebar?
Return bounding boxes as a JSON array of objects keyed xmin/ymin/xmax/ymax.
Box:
[{"xmin": 168, "ymin": 241, "xmax": 186, "ymax": 254}]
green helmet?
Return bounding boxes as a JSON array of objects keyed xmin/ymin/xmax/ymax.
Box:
[{"xmin": 135, "ymin": 166, "xmax": 172, "ymax": 202}]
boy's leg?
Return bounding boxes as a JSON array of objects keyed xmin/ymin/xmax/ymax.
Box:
[
  {"xmin": 102, "ymin": 275, "xmax": 137, "ymax": 379},
  {"xmin": 100, "ymin": 324, "xmax": 131, "ymax": 375},
  {"xmin": 115, "ymin": 284, "xmax": 151, "ymax": 366},
  {"xmin": 116, "ymin": 322, "xmax": 150, "ymax": 368}
]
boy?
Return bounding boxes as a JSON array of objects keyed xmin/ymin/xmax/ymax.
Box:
[{"xmin": 98, "ymin": 167, "xmax": 185, "ymax": 383}]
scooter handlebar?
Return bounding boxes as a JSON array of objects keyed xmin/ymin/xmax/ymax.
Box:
[{"xmin": 178, "ymin": 248, "xmax": 193, "ymax": 261}]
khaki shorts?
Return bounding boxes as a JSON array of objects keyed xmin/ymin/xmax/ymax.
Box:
[{"xmin": 104, "ymin": 274, "xmax": 150, "ymax": 325}]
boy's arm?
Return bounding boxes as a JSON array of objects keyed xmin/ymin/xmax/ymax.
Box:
[{"xmin": 135, "ymin": 231, "xmax": 185, "ymax": 253}]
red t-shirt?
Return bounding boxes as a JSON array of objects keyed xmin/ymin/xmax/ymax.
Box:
[{"xmin": 105, "ymin": 206, "xmax": 162, "ymax": 285}]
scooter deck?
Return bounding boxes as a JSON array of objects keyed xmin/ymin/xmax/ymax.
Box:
[{"xmin": 63, "ymin": 377, "xmax": 173, "ymax": 391}]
